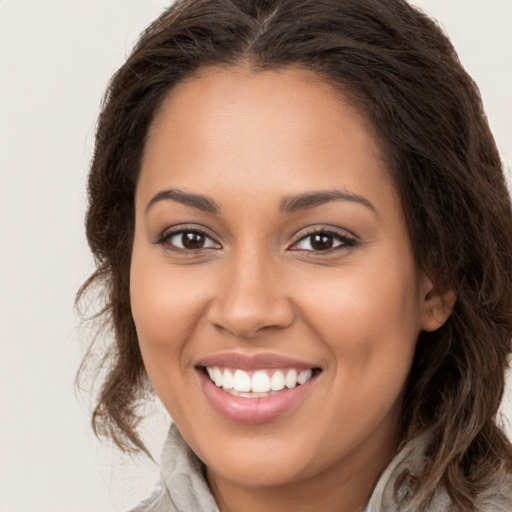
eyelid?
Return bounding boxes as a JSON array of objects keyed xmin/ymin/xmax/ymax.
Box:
[
  {"xmin": 154, "ymin": 224, "xmax": 222, "ymax": 250},
  {"xmin": 289, "ymin": 226, "xmax": 357, "ymax": 252},
  {"xmin": 153, "ymin": 224, "xmax": 356, "ymax": 254}
]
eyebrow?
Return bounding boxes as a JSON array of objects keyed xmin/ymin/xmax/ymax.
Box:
[
  {"xmin": 145, "ymin": 187, "xmax": 376, "ymax": 216},
  {"xmin": 280, "ymin": 189, "xmax": 376, "ymax": 214},
  {"xmin": 145, "ymin": 189, "xmax": 221, "ymax": 214}
]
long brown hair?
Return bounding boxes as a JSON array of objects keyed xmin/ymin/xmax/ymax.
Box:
[{"xmin": 77, "ymin": 0, "xmax": 512, "ymax": 509}]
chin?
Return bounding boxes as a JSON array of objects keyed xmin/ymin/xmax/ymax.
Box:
[
  {"xmin": 205, "ymin": 453, "xmax": 311, "ymax": 488},
  {"xmin": 188, "ymin": 425, "xmax": 325, "ymax": 488}
]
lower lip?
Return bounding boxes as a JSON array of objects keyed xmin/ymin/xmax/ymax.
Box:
[{"xmin": 197, "ymin": 370, "xmax": 315, "ymax": 424}]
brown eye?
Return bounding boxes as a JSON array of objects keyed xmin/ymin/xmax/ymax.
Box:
[
  {"xmin": 181, "ymin": 231, "xmax": 206, "ymax": 249},
  {"xmin": 291, "ymin": 230, "xmax": 356, "ymax": 252},
  {"xmin": 161, "ymin": 229, "xmax": 220, "ymax": 251},
  {"xmin": 310, "ymin": 233, "xmax": 335, "ymax": 251}
]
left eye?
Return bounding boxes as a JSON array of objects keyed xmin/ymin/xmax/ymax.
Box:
[
  {"xmin": 292, "ymin": 231, "xmax": 353, "ymax": 252},
  {"xmin": 164, "ymin": 230, "xmax": 220, "ymax": 250}
]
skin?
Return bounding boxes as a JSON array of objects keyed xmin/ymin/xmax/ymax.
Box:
[{"xmin": 130, "ymin": 66, "xmax": 452, "ymax": 512}]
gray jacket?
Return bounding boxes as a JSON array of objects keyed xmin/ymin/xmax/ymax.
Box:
[{"xmin": 129, "ymin": 423, "xmax": 512, "ymax": 511}]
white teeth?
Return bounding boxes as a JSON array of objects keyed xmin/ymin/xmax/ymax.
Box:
[
  {"xmin": 270, "ymin": 370, "xmax": 285, "ymax": 391},
  {"xmin": 213, "ymin": 367, "xmax": 223, "ymax": 387},
  {"xmin": 251, "ymin": 371, "xmax": 271, "ymax": 393},
  {"xmin": 297, "ymin": 369, "xmax": 312, "ymax": 385},
  {"xmin": 233, "ymin": 369, "xmax": 251, "ymax": 392},
  {"xmin": 285, "ymin": 369, "xmax": 298, "ymax": 389},
  {"xmin": 205, "ymin": 366, "xmax": 315, "ymax": 394},
  {"xmin": 226, "ymin": 390, "xmax": 271, "ymax": 398},
  {"xmin": 222, "ymin": 369, "xmax": 233, "ymax": 390}
]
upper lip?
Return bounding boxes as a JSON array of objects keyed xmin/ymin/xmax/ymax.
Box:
[{"xmin": 195, "ymin": 352, "xmax": 319, "ymax": 371}]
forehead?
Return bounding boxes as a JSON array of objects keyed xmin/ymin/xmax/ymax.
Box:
[
  {"xmin": 138, "ymin": 65, "xmax": 397, "ymax": 213},
  {"xmin": 146, "ymin": 65, "xmax": 382, "ymax": 158}
]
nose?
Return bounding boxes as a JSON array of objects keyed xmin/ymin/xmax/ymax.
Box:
[{"xmin": 207, "ymin": 250, "xmax": 295, "ymax": 339}]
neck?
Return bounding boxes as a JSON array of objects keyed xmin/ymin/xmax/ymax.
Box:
[{"xmin": 206, "ymin": 435, "xmax": 397, "ymax": 512}]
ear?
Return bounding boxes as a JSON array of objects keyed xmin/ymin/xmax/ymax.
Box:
[{"xmin": 420, "ymin": 276, "xmax": 456, "ymax": 332}]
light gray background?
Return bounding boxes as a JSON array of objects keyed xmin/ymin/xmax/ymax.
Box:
[{"xmin": 0, "ymin": 1, "xmax": 511, "ymax": 511}]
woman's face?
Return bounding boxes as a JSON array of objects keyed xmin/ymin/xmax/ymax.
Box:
[{"xmin": 131, "ymin": 67, "xmax": 444, "ymax": 499}]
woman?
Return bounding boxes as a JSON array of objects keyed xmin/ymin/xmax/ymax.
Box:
[{"xmin": 77, "ymin": 0, "xmax": 512, "ymax": 510}]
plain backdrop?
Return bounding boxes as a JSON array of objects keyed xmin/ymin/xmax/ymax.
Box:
[{"xmin": 0, "ymin": 1, "xmax": 511, "ymax": 511}]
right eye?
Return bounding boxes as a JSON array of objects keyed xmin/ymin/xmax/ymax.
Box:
[{"xmin": 158, "ymin": 229, "xmax": 221, "ymax": 251}]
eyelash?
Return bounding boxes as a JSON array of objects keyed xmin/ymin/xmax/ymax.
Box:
[
  {"xmin": 155, "ymin": 226, "xmax": 357, "ymax": 254},
  {"xmin": 291, "ymin": 228, "xmax": 357, "ymax": 253},
  {"xmin": 155, "ymin": 226, "xmax": 220, "ymax": 252}
]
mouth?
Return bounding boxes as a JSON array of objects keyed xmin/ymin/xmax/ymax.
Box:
[
  {"xmin": 194, "ymin": 354, "xmax": 322, "ymax": 424},
  {"xmin": 200, "ymin": 366, "xmax": 322, "ymax": 398}
]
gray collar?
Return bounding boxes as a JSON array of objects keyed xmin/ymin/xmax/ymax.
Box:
[{"xmin": 131, "ymin": 423, "xmax": 511, "ymax": 512}]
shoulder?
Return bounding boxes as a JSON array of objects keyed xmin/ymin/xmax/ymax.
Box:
[
  {"xmin": 366, "ymin": 435, "xmax": 512, "ymax": 512},
  {"xmin": 126, "ymin": 483, "xmax": 174, "ymax": 512},
  {"xmin": 476, "ymin": 471, "xmax": 512, "ymax": 512},
  {"xmin": 126, "ymin": 422, "xmax": 219, "ymax": 512}
]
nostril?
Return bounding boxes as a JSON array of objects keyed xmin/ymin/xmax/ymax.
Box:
[{"xmin": 206, "ymin": 280, "xmax": 295, "ymax": 338}]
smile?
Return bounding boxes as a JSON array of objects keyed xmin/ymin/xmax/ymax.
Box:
[
  {"xmin": 195, "ymin": 354, "xmax": 322, "ymax": 424},
  {"xmin": 206, "ymin": 367, "xmax": 315, "ymax": 397}
]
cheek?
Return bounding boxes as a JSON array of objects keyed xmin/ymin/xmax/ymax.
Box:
[
  {"xmin": 301, "ymin": 261, "xmax": 421, "ymax": 434},
  {"xmin": 296, "ymin": 257, "xmax": 421, "ymax": 372},
  {"xmin": 129, "ymin": 249, "xmax": 207, "ymax": 385},
  {"xmin": 131, "ymin": 247, "xmax": 211, "ymax": 337},
  {"xmin": 129, "ymin": 261, "xmax": 208, "ymax": 423}
]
